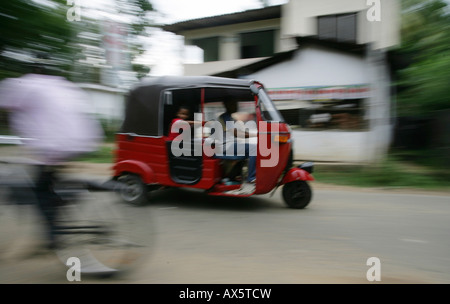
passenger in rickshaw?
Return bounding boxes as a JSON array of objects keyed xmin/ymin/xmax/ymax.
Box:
[
  {"xmin": 167, "ymin": 105, "xmax": 199, "ymax": 141},
  {"xmin": 217, "ymin": 97, "xmax": 257, "ymax": 183}
]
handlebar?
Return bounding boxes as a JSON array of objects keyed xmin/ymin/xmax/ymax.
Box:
[{"xmin": 0, "ymin": 135, "xmax": 34, "ymax": 145}]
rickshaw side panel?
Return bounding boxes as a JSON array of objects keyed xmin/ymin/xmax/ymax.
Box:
[
  {"xmin": 113, "ymin": 159, "xmax": 157, "ymax": 184},
  {"xmin": 114, "ymin": 134, "xmax": 165, "ymax": 184},
  {"xmin": 114, "ymin": 134, "xmax": 222, "ymax": 189}
]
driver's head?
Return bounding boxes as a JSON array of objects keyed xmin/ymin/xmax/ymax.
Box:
[{"xmin": 223, "ymin": 96, "xmax": 238, "ymax": 114}]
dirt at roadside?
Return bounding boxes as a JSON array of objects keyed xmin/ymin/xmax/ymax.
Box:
[{"xmin": 61, "ymin": 161, "xmax": 114, "ymax": 178}]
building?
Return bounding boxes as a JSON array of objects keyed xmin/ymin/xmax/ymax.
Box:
[{"xmin": 163, "ymin": 0, "xmax": 401, "ymax": 163}]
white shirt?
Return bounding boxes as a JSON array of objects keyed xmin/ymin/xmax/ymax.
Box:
[{"xmin": 0, "ymin": 74, "xmax": 104, "ymax": 165}]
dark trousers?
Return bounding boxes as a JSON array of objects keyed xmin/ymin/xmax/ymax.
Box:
[
  {"xmin": 224, "ymin": 142, "xmax": 257, "ymax": 182},
  {"xmin": 33, "ymin": 166, "xmax": 60, "ymax": 245}
]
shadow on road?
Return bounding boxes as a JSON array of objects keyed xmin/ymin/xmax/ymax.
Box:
[{"xmin": 142, "ymin": 187, "xmax": 288, "ymax": 212}]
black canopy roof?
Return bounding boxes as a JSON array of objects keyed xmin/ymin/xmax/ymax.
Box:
[
  {"xmin": 136, "ymin": 76, "xmax": 254, "ymax": 90},
  {"xmin": 120, "ymin": 76, "xmax": 256, "ymax": 136}
]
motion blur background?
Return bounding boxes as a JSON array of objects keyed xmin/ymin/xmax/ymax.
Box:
[{"xmin": 1, "ymin": 0, "xmax": 449, "ymax": 190}]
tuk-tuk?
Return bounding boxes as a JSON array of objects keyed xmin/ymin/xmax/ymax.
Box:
[{"xmin": 113, "ymin": 76, "xmax": 314, "ymax": 209}]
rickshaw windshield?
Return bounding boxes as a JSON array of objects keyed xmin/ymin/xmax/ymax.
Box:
[{"xmin": 257, "ymin": 88, "xmax": 285, "ymax": 122}]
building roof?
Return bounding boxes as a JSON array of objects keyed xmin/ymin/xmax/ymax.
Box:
[
  {"xmin": 162, "ymin": 5, "xmax": 282, "ymax": 34},
  {"xmin": 213, "ymin": 36, "xmax": 368, "ymax": 78},
  {"xmin": 211, "ymin": 36, "xmax": 405, "ymax": 80}
]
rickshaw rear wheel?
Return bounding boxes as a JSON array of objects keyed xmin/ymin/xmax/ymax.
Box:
[
  {"xmin": 282, "ymin": 181, "xmax": 312, "ymax": 209},
  {"xmin": 117, "ymin": 174, "xmax": 149, "ymax": 206}
]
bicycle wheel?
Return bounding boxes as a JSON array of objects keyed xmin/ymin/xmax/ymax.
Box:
[{"xmin": 53, "ymin": 180, "xmax": 155, "ymax": 277}]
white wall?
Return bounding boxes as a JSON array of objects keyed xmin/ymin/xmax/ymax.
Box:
[
  {"xmin": 77, "ymin": 83, "xmax": 126, "ymax": 125},
  {"xmin": 184, "ymin": 57, "xmax": 267, "ymax": 76},
  {"xmin": 364, "ymin": 49, "xmax": 394, "ymax": 162},
  {"xmin": 292, "ymin": 130, "xmax": 371, "ymax": 162},
  {"xmin": 246, "ymin": 45, "xmax": 370, "ymax": 87}
]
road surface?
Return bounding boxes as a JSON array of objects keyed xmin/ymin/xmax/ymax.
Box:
[{"xmin": 0, "ymin": 162, "xmax": 449, "ymax": 284}]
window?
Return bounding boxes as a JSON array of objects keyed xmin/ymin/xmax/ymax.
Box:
[
  {"xmin": 279, "ymin": 99, "xmax": 368, "ymax": 131},
  {"xmin": 192, "ymin": 37, "xmax": 219, "ymax": 62},
  {"xmin": 318, "ymin": 13, "xmax": 357, "ymax": 43},
  {"xmin": 240, "ymin": 30, "xmax": 275, "ymax": 59},
  {"xmin": 268, "ymin": 85, "xmax": 370, "ymax": 131}
]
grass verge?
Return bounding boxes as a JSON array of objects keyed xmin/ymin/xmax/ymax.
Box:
[
  {"xmin": 74, "ymin": 144, "xmax": 115, "ymax": 163},
  {"xmin": 313, "ymin": 154, "xmax": 449, "ymax": 191}
]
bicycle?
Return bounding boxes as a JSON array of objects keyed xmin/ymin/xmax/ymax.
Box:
[{"xmin": 0, "ymin": 141, "xmax": 154, "ymax": 279}]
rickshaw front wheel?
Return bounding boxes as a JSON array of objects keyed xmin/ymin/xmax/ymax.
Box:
[
  {"xmin": 282, "ymin": 181, "xmax": 312, "ymax": 209},
  {"xmin": 117, "ymin": 174, "xmax": 148, "ymax": 206}
]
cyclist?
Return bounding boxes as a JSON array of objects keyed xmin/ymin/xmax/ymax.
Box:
[{"xmin": 0, "ymin": 55, "xmax": 104, "ymax": 249}]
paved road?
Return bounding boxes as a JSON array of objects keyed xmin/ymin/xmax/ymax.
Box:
[{"xmin": 1, "ymin": 173, "xmax": 449, "ymax": 284}]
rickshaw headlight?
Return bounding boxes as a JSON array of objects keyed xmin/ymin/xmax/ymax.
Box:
[{"xmin": 274, "ymin": 135, "xmax": 290, "ymax": 143}]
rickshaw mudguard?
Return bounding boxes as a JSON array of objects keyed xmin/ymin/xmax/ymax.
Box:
[
  {"xmin": 113, "ymin": 160, "xmax": 156, "ymax": 184},
  {"xmin": 281, "ymin": 167, "xmax": 315, "ymax": 185}
]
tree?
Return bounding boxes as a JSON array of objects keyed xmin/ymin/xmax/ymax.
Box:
[
  {"xmin": 0, "ymin": 0, "xmax": 74, "ymax": 79},
  {"xmin": 0, "ymin": 0, "xmax": 156, "ymax": 85},
  {"xmin": 116, "ymin": 0, "xmax": 156, "ymax": 81},
  {"xmin": 396, "ymin": 0, "xmax": 450, "ymax": 115}
]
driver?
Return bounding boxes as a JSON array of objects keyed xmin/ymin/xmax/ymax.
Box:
[{"xmin": 217, "ymin": 96, "xmax": 257, "ymax": 183}]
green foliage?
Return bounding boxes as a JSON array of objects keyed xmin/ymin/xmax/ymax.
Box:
[
  {"xmin": 397, "ymin": 52, "xmax": 450, "ymax": 114},
  {"xmin": 133, "ymin": 63, "xmax": 151, "ymax": 79},
  {"xmin": 396, "ymin": 0, "xmax": 450, "ymax": 115},
  {"xmin": 74, "ymin": 144, "xmax": 115, "ymax": 163},
  {"xmin": 99, "ymin": 119, "xmax": 122, "ymax": 143},
  {"xmin": 0, "ymin": 0, "xmax": 155, "ymax": 83},
  {"xmin": 0, "ymin": 0, "xmax": 75, "ymax": 80}
]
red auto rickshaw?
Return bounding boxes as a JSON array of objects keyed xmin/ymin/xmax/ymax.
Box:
[{"xmin": 113, "ymin": 76, "xmax": 314, "ymax": 209}]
